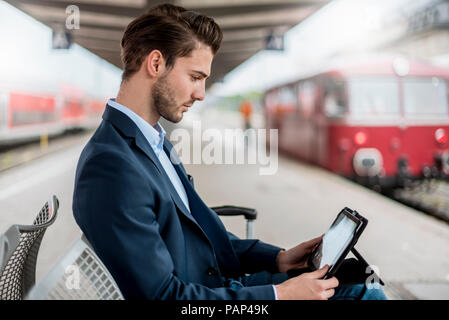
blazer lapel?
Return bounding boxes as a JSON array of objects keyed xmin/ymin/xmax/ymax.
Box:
[
  {"xmin": 102, "ymin": 105, "xmax": 198, "ymax": 226},
  {"xmin": 136, "ymin": 135, "xmax": 198, "ymax": 225},
  {"xmin": 163, "ymin": 139, "xmax": 242, "ymax": 274}
]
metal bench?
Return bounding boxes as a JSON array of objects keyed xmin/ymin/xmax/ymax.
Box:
[
  {"xmin": 25, "ymin": 205, "xmax": 257, "ymax": 300},
  {"xmin": 26, "ymin": 234, "xmax": 124, "ymax": 300},
  {"xmin": 0, "ymin": 195, "xmax": 59, "ymax": 300}
]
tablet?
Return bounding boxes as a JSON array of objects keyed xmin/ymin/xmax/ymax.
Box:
[{"xmin": 308, "ymin": 207, "xmax": 368, "ymax": 279}]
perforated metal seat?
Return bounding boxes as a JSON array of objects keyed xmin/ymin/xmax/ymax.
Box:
[
  {"xmin": 24, "ymin": 205, "xmax": 256, "ymax": 300},
  {"xmin": 0, "ymin": 195, "xmax": 59, "ymax": 300},
  {"xmin": 26, "ymin": 235, "xmax": 124, "ymax": 300}
]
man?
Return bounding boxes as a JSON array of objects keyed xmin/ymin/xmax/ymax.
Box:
[
  {"xmin": 239, "ymin": 100, "xmax": 253, "ymax": 130},
  {"xmin": 73, "ymin": 4, "xmax": 386, "ymax": 300}
]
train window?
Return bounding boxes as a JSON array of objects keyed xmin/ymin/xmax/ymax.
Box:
[
  {"xmin": 403, "ymin": 77, "xmax": 448, "ymax": 116},
  {"xmin": 348, "ymin": 77, "xmax": 400, "ymax": 117},
  {"xmin": 279, "ymin": 86, "xmax": 297, "ymax": 109},
  {"xmin": 324, "ymin": 79, "xmax": 346, "ymax": 118}
]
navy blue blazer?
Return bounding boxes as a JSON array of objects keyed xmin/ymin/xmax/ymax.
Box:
[{"xmin": 73, "ymin": 105, "xmax": 282, "ymax": 299}]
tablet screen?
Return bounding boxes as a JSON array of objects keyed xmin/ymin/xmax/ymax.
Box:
[{"xmin": 310, "ymin": 211, "xmax": 360, "ymax": 270}]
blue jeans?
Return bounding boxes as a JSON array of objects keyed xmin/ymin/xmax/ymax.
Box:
[
  {"xmin": 330, "ymin": 283, "xmax": 387, "ymax": 300},
  {"xmin": 229, "ymin": 271, "xmax": 387, "ymax": 300}
]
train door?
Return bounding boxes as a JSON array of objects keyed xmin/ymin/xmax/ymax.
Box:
[
  {"xmin": 308, "ymin": 77, "xmax": 330, "ymax": 166},
  {"xmin": 315, "ymin": 77, "xmax": 348, "ymax": 168},
  {"xmin": 311, "ymin": 77, "xmax": 327, "ymax": 166},
  {"xmin": 297, "ymin": 80, "xmax": 317, "ymax": 162},
  {"xmin": 277, "ymin": 85, "xmax": 299, "ymax": 154},
  {"xmin": 264, "ymin": 89, "xmax": 284, "ymax": 149},
  {"xmin": 0, "ymin": 90, "xmax": 6, "ymax": 132}
]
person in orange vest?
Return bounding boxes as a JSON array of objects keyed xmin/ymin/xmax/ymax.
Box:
[{"xmin": 240, "ymin": 100, "xmax": 253, "ymax": 130}]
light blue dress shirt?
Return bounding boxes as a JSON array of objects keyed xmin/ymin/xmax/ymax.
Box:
[
  {"xmin": 108, "ymin": 99, "xmax": 190, "ymax": 213},
  {"xmin": 107, "ymin": 99, "xmax": 278, "ymax": 299}
]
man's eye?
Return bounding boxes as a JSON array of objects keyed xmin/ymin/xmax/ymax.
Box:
[{"xmin": 191, "ymin": 76, "xmax": 201, "ymax": 81}]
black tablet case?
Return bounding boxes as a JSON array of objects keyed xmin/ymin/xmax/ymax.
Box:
[{"xmin": 288, "ymin": 207, "xmax": 384, "ymax": 286}]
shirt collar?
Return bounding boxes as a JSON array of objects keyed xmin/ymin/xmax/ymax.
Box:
[{"xmin": 107, "ymin": 98, "xmax": 166, "ymax": 157}]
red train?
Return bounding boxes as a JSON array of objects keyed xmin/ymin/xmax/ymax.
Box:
[
  {"xmin": 264, "ymin": 57, "xmax": 449, "ymax": 189},
  {"xmin": 0, "ymin": 85, "xmax": 106, "ymax": 145}
]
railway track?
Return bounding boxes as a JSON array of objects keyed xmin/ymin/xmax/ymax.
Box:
[
  {"xmin": 0, "ymin": 130, "xmax": 93, "ymax": 172},
  {"xmin": 392, "ymin": 179, "xmax": 449, "ymax": 222}
]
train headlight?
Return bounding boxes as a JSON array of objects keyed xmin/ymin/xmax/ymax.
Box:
[
  {"xmin": 354, "ymin": 131, "xmax": 367, "ymax": 146},
  {"xmin": 353, "ymin": 148, "xmax": 383, "ymax": 177},
  {"xmin": 435, "ymin": 128, "xmax": 447, "ymax": 146}
]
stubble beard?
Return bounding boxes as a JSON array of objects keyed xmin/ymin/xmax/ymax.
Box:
[{"xmin": 152, "ymin": 75, "xmax": 182, "ymax": 123}]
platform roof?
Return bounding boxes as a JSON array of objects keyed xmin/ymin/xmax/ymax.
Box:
[{"xmin": 5, "ymin": 0, "xmax": 328, "ymax": 86}]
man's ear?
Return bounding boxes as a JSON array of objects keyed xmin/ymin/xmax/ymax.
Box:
[{"xmin": 145, "ymin": 49, "xmax": 166, "ymax": 78}]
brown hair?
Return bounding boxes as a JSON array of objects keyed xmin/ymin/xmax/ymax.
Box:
[{"xmin": 120, "ymin": 3, "xmax": 222, "ymax": 82}]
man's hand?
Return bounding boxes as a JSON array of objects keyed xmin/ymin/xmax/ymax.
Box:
[
  {"xmin": 275, "ymin": 265, "xmax": 339, "ymax": 300},
  {"xmin": 277, "ymin": 234, "xmax": 323, "ymax": 273}
]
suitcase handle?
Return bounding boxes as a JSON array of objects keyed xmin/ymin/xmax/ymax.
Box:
[{"xmin": 211, "ymin": 206, "xmax": 257, "ymax": 221}]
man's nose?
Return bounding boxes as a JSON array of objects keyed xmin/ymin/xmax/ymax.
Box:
[{"xmin": 192, "ymin": 83, "xmax": 205, "ymax": 101}]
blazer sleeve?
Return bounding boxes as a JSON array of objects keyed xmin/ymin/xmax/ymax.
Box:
[
  {"xmin": 227, "ymin": 232, "xmax": 283, "ymax": 274},
  {"xmin": 73, "ymin": 148, "xmax": 276, "ymax": 300}
]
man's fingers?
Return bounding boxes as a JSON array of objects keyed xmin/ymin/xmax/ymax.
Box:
[
  {"xmin": 323, "ymin": 288, "xmax": 335, "ymax": 300},
  {"xmin": 321, "ymin": 276, "xmax": 339, "ymax": 290},
  {"xmin": 309, "ymin": 264, "xmax": 329, "ymax": 279},
  {"xmin": 309, "ymin": 234, "xmax": 324, "ymax": 244},
  {"xmin": 304, "ymin": 234, "xmax": 324, "ymax": 248}
]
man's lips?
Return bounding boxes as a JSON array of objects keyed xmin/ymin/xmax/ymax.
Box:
[{"xmin": 182, "ymin": 104, "xmax": 193, "ymax": 111}]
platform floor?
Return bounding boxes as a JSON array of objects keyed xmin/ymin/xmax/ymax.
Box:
[{"xmin": 0, "ymin": 109, "xmax": 448, "ymax": 300}]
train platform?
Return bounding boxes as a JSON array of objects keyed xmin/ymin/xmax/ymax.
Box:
[{"xmin": 0, "ymin": 109, "xmax": 448, "ymax": 300}]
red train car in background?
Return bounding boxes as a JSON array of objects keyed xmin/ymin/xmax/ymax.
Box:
[
  {"xmin": 264, "ymin": 57, "xmax": 449, "ymax": 189},
  {"xmin": 0, "ymin": 85, "xmax": 106, "ymax": 145}
]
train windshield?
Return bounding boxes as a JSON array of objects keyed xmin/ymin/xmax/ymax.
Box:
[
  {"xmin": 348, "ymin": 77, "xmax": 400, "ymax": 117},
  {"xmin": 403, "ymin": 77, "xmax": 448, "ymax": 116}
]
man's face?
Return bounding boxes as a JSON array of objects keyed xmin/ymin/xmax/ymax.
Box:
[{"xmin": 152, "ymin": 44, "xmax": 213, "ymax": 123}]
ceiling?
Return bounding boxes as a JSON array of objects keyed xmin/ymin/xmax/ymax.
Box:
[{"xmin": 5, "ymin": 0, "xmax": 328, "ymax": 86}]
